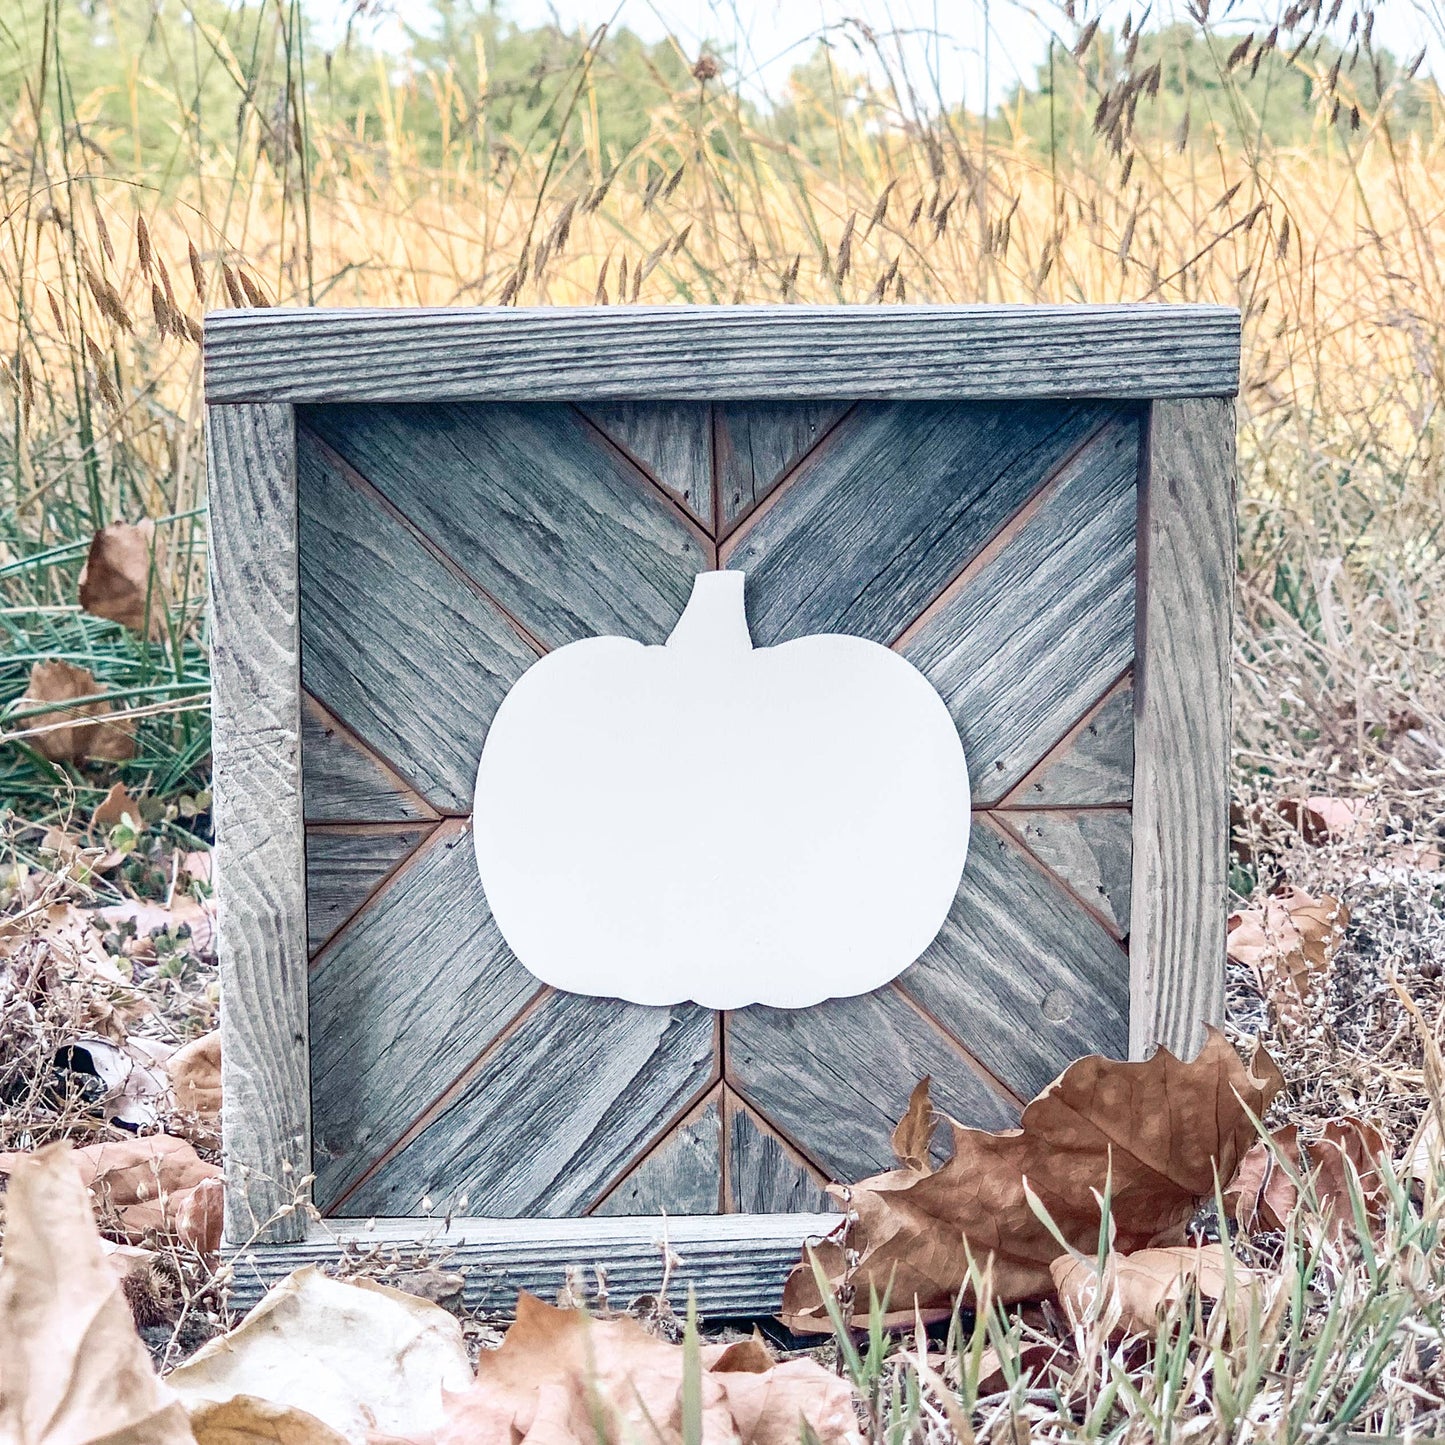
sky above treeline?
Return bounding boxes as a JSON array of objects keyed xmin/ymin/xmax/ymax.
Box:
[{"xmin": 313, "ymin": 0, "xmax": 1444, "ymax": 113}]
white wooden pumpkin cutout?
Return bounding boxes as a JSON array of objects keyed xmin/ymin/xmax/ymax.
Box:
[{"xmin": 472, "ymin": 570, "xmax": 971, "ymax": 1010}]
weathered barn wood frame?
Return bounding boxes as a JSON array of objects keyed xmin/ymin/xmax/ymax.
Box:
[{"xmin": 206, "ymin": 304, "xmax": 1239, "ymax": 1316}]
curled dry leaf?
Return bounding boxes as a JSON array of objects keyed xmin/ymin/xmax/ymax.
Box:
[
  {"xmin": 79, "ymin": 519, "xmax": 169, "ymax": 640},
  {"xmin": 188, "ymin": 1395, "xmax": 349, "ymax": 1445},
  {"xmin": 58, "ymin": 1031, "xmax": 170, "ymax": 1128},
  {"xmin": 1227, "ymin": 886, "xmax": 1349, "ymax": 1024},
  {"xmin": 414, "ymin": 1292, "xmax": 863, "ymax": 1445},
  {"xmin": 167, "ymin": 1029, "xmax": 222, "ymax": 1124},
  {"xmin": 100, "ymin": 893, "xmax": 217, "ymax": 957},
  {"xmin": 0, "ymin": 899, "xmax": 132, "ymax": 987},
  {"xmin": 1050, "ymin": 1244, "xmax": 1267, "ymax": 1337},
  {"xmin": 0, "ymin": 1143, "xmax": 194, "ymax": 1444},
  {"xmin": 93, "ymin": 781, "xmax": 144, "ymax": 833},
  {"xmin": 174, "ymin": 1175, "xmax": 226, "ymax": 1255},
  {"xmin": 167, "ymin": 1267, "xmax": 472, "ymax": 1442},
  {"xmin": 780, "ymin": 1028, "xmax": 1283, "ymax": 1332},
  {"xmin": 1226, "ymin": 1117, "xmax": 1390, "ymax": 1236},
  {"xmin": 13, "ymin": 659, "xmax": 136, "ymax": 763}
]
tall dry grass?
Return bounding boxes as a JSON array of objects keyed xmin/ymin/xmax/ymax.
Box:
[{"xmin": 1, "ymin": 3, "xmax": 1443, "ymax": 815}]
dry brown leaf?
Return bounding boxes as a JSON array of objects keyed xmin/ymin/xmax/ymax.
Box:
[
  {"xmin": 175, "ymin": 1175, "xmax": 226, "ymax": 1255},
  {"xmin": 188, "ymin": 1395, "xmax": 349, "ymax": 1445},
  {"xmin": 780, "ymin": 1028, "xmax": 1282, "ymax": 1331},
  {"xmin": 93, "ymin": 781, "xmax": 144, "ymax": 833},
  {"xmin": 0, "ymin": 899, "xmax": 131, "ymax": 986},
  {"xmin": 100, "ymin": 893, "xmax": 217, "ymax": 956},
  {"xmin": 1050, "ymin": 1244, "xmax": 1263, "ymax": 1336},
  {"xmin": 0, "ymin": 1143, "xmax": 194, "ymax": 1443},
  {"xmin": 79, "ymin": 519, "xmax": 169, "ymax": 640},
  {"xmin": 1227, "ymin": 886, "xmax": 1349, "ymax": 1024},
  {"xmin": 168, "ymin": 1030, "xmax": 222, "ymax": 1122},
  {"xmin": 889, "ymin": 1076, "xmax": 938, "ymax": 1174},
  {"xmin": 14, "ymin": 659, "xmax": 137, "ymax": 763},
  {"xmin": 1277, "ymin": 796, "xmax": 1376, "ymax": 845},
  {"xmin": 419, "ymin": 1292, "xmax": 863, "ymax": 1445},
  {"xmin": 1227, "ymin": 1118, "xmax": 1390, "ymax": 1236}
]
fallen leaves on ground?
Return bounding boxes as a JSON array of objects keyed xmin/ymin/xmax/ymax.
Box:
[
  {"xmin": 13, "ymin": 659, "xmax": 136, "ymax": 764},
  {"xmin": 0, "ymin": 1143, "xmax": 194, "ymax": 1444},
  {"xmin": 93, "ymin": 781, "xmax": 145, "ymax": 834},
  {"xmin": 780, "ymin": 1028, "xmax": 1283, "ymax": 1331},
  {"xmin": 166, "ymin": 1030, "xmax": 222, "ymax": 1124},
  {"xmin": 408, "ymin": 1292, "xmax": 863, "ymax": 1445},
  {"xmin": 1227, "ymin": 886, "xmax": 1349, "ymax": 1025},
  {"xmin": 79, "ymin": 519, "xmax": 169, "ymax": 640},
  {"xmin": 100, "ymin": 893, "xmax": 217, "ymax": 958},
  {"xmin": 0, "ymin": 1133, "xmax": 224, "ymax": 1254},
  {"xmin": 167, "ymin": 1266, "xmax": 473, "ymax": 1442},
  {"xmin": 1278, "ymin": 796, "xmax": 1376, "ymax": 846},
  {"xmin": 0, "ymin": 899, "xmax": 133, "ymax": 989},
  {"xmin": 1226, "ymin": 1117, "xmax": 1391, "ymax": 1236},
  {"xmin": 1050, "ymin": 1244, "xmax": 1266, "ymax": 1337}
]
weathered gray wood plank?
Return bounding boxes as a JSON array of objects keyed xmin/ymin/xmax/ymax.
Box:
[
  {"xmin": 1001, "ymin": 679, "xmax": 1134, "ymax": 807},
  {"xmin": 305, "ymin": 825, "xmax": 434, "ymax": 954},
  {"xmin": 207, "ymin": 402, "xmax": 310, "ymax": 1246},
  {"xmin": 723, "ymin": 401, "xmax": 1114, "ymax": 646},
  {"xmin": 338, "ymin": 992, "xmax": 716, "ymax": 1219},
  {"xmin": 727, "ymin": 1098, "xmax": 837, "ymax": 1215},
  {"xmin": 593, "ymin": 1097, "xmax": 721, "ymax": 1216},
  {"xmin": 309, "ymin": 821, "xmax": 539, "ymax": 1209},
  {"xmin": 582, "ymin": 402, "xmax": 713, "ymax": 529},
  {"xmin": 900, "ymin": 414, "xmax": 1138, "ymax": 803},
  {"xmin": 300, "ymin": 694, "xmax": 438, "ymax": 823},
  {"xmin": 898, "ymin": 821, "xmax": 1130, "ymax": 1102},
  {"xmin": 303, "ymin": 403, "xmax": 708, "ymax": 649},
  {"xmin": 224, "ymin": 1212, "xmax": 840, "ymax": 1318},
  {"xmin": 727, "ymin": 988, "xmax": 1018, "ymax": 1186},
  {"xmin": 999, "ymin": 810, "xmax": 1134, "ymax": 938},
  {"xmin": 1130, "ymin": 399, "xmax": 1234, "ymax": 1058},
  {"xmin": 297, "ymin": 427, "xmax": 540, "ymax": 813},
  {"xmin": 715, "ymin": 402, "xmax": 850, "ymax": 533},
  {"xmin": 204, "ymin": 305, "xmax": 1242, "ymax": 405}
]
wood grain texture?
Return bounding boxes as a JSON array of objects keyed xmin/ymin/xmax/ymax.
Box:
[
  {"xmin": 724, "ymin": 400, "xmax": 1115, "ymax": 646},
  {"xmin": 304, "ymin": 826, "xmax": 433, "ymax": 953},
  {"xmin": 309, "ymin": 821, "xmax": 538, "ymax": 1209},
  {"xmin": 303, "ymin": 402, "xmax": 708, "ymax": 649},
  {"xmin": 898, "ymin": 822, "xmax": 1130, "ymax": 1101},
  {"xmin": 999, "ymin": 810, "xmax": 1134, "ymax": 937},
  {"xmin": 900, "ymin": 414, "xmax": 1138, "ymax": 803},
  {"xmin": 1002, "ymin": 678, "xmax": 1134, "ymax": 807},
  {"xmin": 593, "ymin": 1098, "xmax": 722, "ymax": 1216},
  {"xmin": 225, "ymin": 1212, "xmax": 840, "ymax": 1318},
  {"xmin": 715, "ymin": 402, "xmax": 849, "ymax": 533},
  {"xmin": 207, "ymin": 403, "xmax": 311, "ymax": 1245},
  {"xmin": 300, "ymin": 694, "xmax": 438, "ymax": 823},
  {"xmin": 338, "ymin": 991, "xmax": 716, "ymax": 1219},
  {"xmin": 582, "ymin": 402, "xmax": 713, "ymax": 528},
  {"xmin": 204, "ymin": 305, "xmax": 1242, "ymax": 405},
  {"xmin": 1130, "ymin": 398, "xmax": 1234, "ymax": 1059},
  {"xmin": 727, "ymin": 988, "xmax": 1018, "ymax": 1186},
  {"xmin": 727, "ymin": 1097, "xmax": 837, "ymax": 1214},
  {"xmin": 297, "ymin": 427, "xmax": 540, "ymax": 813}
]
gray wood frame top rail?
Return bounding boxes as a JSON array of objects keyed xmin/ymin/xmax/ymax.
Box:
[{"xmin": 203, "ymin": 304, "xmax": 1241, "ymax": 405}]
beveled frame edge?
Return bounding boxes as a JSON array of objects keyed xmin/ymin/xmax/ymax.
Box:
[
  {"xmin": 1128, "ymin": 398, "xmax": 1235, "ymax": 1060},
  {"xmin": 203, "ymin": 303, "xmax": 1242, "ymax": 405},
  {"xmin": 223, "ymin": 1211, "xmax": 840, "ymax": 1317},
  {"xmin": 208, "ymin": 402, "xmax": 312, "ymax": 1246}
]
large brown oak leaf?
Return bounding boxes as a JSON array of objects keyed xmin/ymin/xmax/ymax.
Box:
[{"xmin": 780, "ymin": 1027, "xmax": 1282, "ymax": 1331}]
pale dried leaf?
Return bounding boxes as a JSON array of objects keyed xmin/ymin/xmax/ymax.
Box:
[
  {"xmin": 167, "ymin": 1267, "xmax": 471, "ymax": 1442},
  {"xmin": 0, "ymin": 900, "xmax": 130, "ymax": 986},
  {"xmin": 780, "ymin": 1028, "xmax": 1283, "ymax": 1330},
  {"xmin": 1227, "ymin": 886, "xmax": 1349, "ymax": 1023},
  {"xmin": 167, "ymin": 1030, "xmax": 222, "ymax": 1122},
  {"xmin": 1050, "ymin": 1243, "xmax": 1264, "ymax": 1336},
  {"xmin": 93, "ymin": 781, "xmax": 144, "ymax": 833},
  {"xmin": 100, "ymin": 893, "xmax": 216, "ymax": 956},
  {"xmin": 419, "ymin": 1293, "xmax": 863, "ymax": 1445},
  {"xmin": 14, "ymin": 659, "xmax": 136, "ymax": 763},
  {"xmin": 0, "ymin": 1143, "xmax": 194, "ymax": 1444},
  {"xmin": 79, "ymin": 519, "xmax": 169, "ymax": 640}
]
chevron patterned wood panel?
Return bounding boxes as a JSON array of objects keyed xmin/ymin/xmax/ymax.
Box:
[{"xmin": 294, "ymin": 398, "xmax": 1140, "ymax": 1219}]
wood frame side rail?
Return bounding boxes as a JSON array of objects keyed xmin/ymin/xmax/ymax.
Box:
[{"xmin": 206, "ymin": 305, "xmax": 1239, "ymax": 1281}]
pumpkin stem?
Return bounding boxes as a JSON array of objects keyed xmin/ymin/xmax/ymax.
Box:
[{"xmin": 666, "ymin": 571, "xmax": 753, "ymax": 655}]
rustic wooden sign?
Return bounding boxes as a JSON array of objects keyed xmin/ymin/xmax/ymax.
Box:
[{"xmin": 205, "ymin": 304, "xmax": 1240, "ymax": 1314}]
